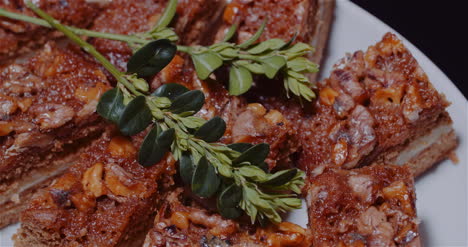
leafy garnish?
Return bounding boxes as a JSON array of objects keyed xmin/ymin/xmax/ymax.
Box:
[
  {"xmin": 23, "ymin": 1, "xmax": 305, "ymax": 224},
  {"xmin": 0, "ymin": 0, "xmax": 318, "ymax": 101}
]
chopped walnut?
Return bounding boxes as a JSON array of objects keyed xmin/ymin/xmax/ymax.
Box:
[
  {"xmin": 0, "ymin": 93, "xmax": 18, "ymax": 116},
  {"xmin": 30, "ymin": 103, "xmax": 75, "ymax": 130},
  {"xmin": 0, "ymin": 121, "xmax": 13, "ymax": 136},
  {"xmin": 170, "ymin": 211, "xmax": 190, "ymax": 230},
  {"xmin": 17, "ymin": 98, "xmax": 33, "ymax": 112},
  {"xmin": 70, "ymin": 192, "xmax": 96, "ymax": 212},
  {"xmin": 266, "ymin": 222, "xmax": 307, "ymax": 247},
  {"xmin": 74, "ymin": 82, "xmax": 109, "ymax": 104},
  {"xmin": 382, "ymin": 181, "xmax": 413, "ymax": 214},
  {"xmin": 104, "ymin": 164, "xmax": 147, "ymax": 198},
  {"xmin": 223, "ymin": 2, "xmax": 242, "ymax": 24},
  {"xmin": 319, "ymin": 87, "xmax": 339, "ymax": 106},
  {"xmin": 107, "ymin": 136, "xmax": 137, "ymax": 158},
  {"xmin": 82, "ymin": 163, "xmax": 106, "ymax": 198},
  {"xmin": 374, "ymin": 88, "xmax": 403, "ymax": 105}
]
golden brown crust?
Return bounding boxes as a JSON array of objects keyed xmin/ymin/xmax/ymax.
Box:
[{"xmin": 306, "ymin": 165, "xmax": 421, "ymax": 247}]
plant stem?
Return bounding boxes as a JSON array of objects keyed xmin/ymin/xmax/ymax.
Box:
[
  {"xmin": 177, "ymin": 45, "xmax": 190, "ymax": 54},
  {"xmin": 151, "ymin": 0, "xmax": 178, "ymax": 32},
  {"xmin": 25, "ymin": 1, "xmax": 141, "ymax": 96},
  {"xmin": 0, "ymin": 8, "xmax": 146, "ymax": 45},
  {"xmin": 1, "ymin": 7, "xmax": 195, "ymax": 58}
]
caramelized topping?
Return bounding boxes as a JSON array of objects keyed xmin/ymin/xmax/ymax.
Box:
[
  {"xmin": 82, "ymin": 162, "xmax": 105, "ymax": 198},
  {"xmin": 0, "ymin": 121, "xmax": 13, "ymax": 136},
  {"xmin": 107, "ymin": 136, "xmax": 137, "ymax": 158},
  {"xmin": 75, "ymin": 82, "xmax": 109, "ymax": 103},
  {"xmin": 320, "ymin": 87, "xmax": 339, "ymax": 106}
]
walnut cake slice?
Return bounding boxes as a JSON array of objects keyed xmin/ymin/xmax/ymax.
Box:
[
  {"xmin": 0, "ymin": 43, "xmax": 110, "ymax": 228},
  {"xmin": 306, "ymin": 165, "xmax": 420, "ymax": 246},
  {"xmin": 300, "ymin": 33, "xmax": 457, "ymax": 177}
]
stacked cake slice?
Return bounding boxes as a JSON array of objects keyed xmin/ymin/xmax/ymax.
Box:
[{"xmin": 0, "ymin": 43, "xmax": 111, "ymax": 228}]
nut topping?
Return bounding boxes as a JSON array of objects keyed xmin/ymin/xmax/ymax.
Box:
[{"xmin": 82, "ymin": 163, "xmax": 105, "ymax": 198}]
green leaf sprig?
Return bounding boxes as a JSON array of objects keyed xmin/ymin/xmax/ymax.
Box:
[
  {"xmin": 0, "ymin": 0, "xmax": 318, "ymax": 101},
  {"xmin": 23, "ymin": 1, "xmax": 305, "ymax": 224}
]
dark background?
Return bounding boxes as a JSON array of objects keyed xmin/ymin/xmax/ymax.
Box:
[{"xmin": 350, "ymin": 1, "xmax": 467, "ymax": 98}]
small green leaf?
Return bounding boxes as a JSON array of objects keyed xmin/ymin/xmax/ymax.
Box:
[
  {"xmin": 229, "ymin": 66, "xmax": 253, "ymax": 96},
  {"xmin": 97, "ymin": 88, "xmax": 125, "ymax": 123},
  {"xmin": 247, "ymin": 39, "xmax": 285, "ymax": 54},
  {"xmin": 138, "ymin": 125, "xmax": 175, "ymax": 167},
  {"xmin": 238, "ymin": 165, "xmax": 268, "ymax": 182},
  {"xmin": 219, "ymin": 47, "xmax": 239, "ymax": 59},
  {"xmin": 179, "ymin": 153, "xmax": 194, "ymax": 184},
  {"xmin": 228, "ymin": 143, "xmax": 253, "ymax": 153},
  {"xmin": 152, "ymin": 96, "xmax": 172, "ymax": 108},
  {"xmin": 127, "ymin": 39, "xmax": 177, "ymax": 77},
  {"xmin": 262, "ymin": 169, "xmax": 298, "ymax": 186},
  {"xmin": 191, "ymin": 51, "xmax": 223, "ymax": 80},
  {"xmin": 285, "ymin": 42, "xmax": 313, "ymax": 54},
  {"xmin": 219, "ymin": 184, "xmax": 242, "ymax": 208},
  {"xmin": 297, "ymin": 83, "xmax": 316, "ymax": 101},
  {"xmin": 217, "ymin": 184, "xmax": 243, "ymax": 219},
  {"xmin": 287, "ymin": 57, "xmax": 319, "ymax": 73},
  {"xmin": 262, "ymin": 55, "xmax": 286, "ymax": 79},
  {"xmin": 233, "ymin": 143, "xmax": 270, "ymax": 166},
  {"xmin": 194, "ymin": 116, "xmax": 226, "ymax": 142},
  {"xmin": 281, "ymin": 32, "xmax": 298, "ymax": 49},
  {"xmin": 124, "ymin": 74, "xmax": 149, "ymax": 92},
  {"xmin": 179, "ymin": 116, "xmax": 206, "ymax": 129},
  {"xmin": 239, "ymin": 62, "xmax": 264, "ymax": 74},
  {"xmin": 152, "ymin": 0, "xmax": 177, "ymax": 30},
  {"xmin": 238, "ymin": 19, "xmax": 267, "ymax": 48},
  {"xmin": 286, "ymin": 76, "xmax": 300, "ymax": 97},
  {"xmin": 118, "ymin": 96, "xmax": 152, "ymax": 136},
  {"xmin": 152, "ymin": 83, "xmax": 189, "ymax": 100},
  {"xmin": 223, "ymin": 24, "xmax": 238, "ymax": 42},
  {"xmin": 192, "ymin": 157, "xmax": 220, "ymax": 197},
  {"xmin": 169, "ymin": 90, "xmax": 205, "ymax": 114}
]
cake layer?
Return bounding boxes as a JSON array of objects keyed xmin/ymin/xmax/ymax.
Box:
[
  {"xmin": 0, "ymin": 0, "xmax": 106, "ymax": 60},
  {"xmin": 299, "ymin": 33, "xmax": 456, "ymax": 176},
  {"xmin": 0, "ymin": 43, "xmax": 111, "ymax": 227},
  {"xmin": 143, "ymin": 188, "xmax": 310, "ymax": 247},
  {"xmin": 15, "ymin": 129, "xmax": 176, "ymax": 247},
  {"xmin": 306, "ymin": 165, "xmax": 420, "ymax": 246}
]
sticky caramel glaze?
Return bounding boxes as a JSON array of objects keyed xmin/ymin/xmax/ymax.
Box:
[
  {"xmin": 89, "ymin": 0, "xmax": 170, "ymax": 72},
  {"xmin": 0, "ymin": 0, "xmax": 105, "ymax": 60},
  {"xmin": 16, "ymin": 128, "xmax": 177, "ymax": 247},
  {"xmin": 298, "ymin": 33, "xmax": 452, "ymax": 175},
  {"xmin": 307, "ymin": 165, "xmax": 420, "ymax": 247},
  {"xmin": 216, "ymin": 0, "xmax": 318, "ymax": 45},
  {"xmin": 0, "ymin": 42, "xmax": 110, "ymax": 190},
  {"xmin": 89, "ymin": 0, "xmax": 222, "ymax": 73},
  {"xmin": 143, "ymin": 188, "xmax": 311, "ymax": 247}
]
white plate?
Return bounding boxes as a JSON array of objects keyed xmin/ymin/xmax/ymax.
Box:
[{"xmin": 1, "ymin": 0, "xmax": 467, "ymax": 246}]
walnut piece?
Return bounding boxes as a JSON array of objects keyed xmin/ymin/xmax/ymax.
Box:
[{"xmin": 82, "ymin": 163, "xmax": 105, "ymax": 198}]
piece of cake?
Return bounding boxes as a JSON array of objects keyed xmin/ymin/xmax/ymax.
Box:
[
  {"xmin": 0, "ymin": 43, "xmax": 110, "ymax": 228},
  {"xmin": 0, "ymin": 0, "xmax": 106, "ymax": 60},
  {"xmin": 14, "ymin": 128, "xmax": 176, "ymax": 247},
  {"xmin": 299, "ymin": 33, "xmax": 457, "ymax": 176},
  {"xmin": 143, "ymin": 188, "xmax": 311, "ymax": 247},
  {"xmin": 306, "ymin": 165, "xmax": 420, "ymax": 246},
  {"xmin": 214, "ymin": 0, "xmax": 335, "ymax": 74},
  {"xmin": 89, "ymin": 0, "xmax": 224, "ymax": 72}
]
